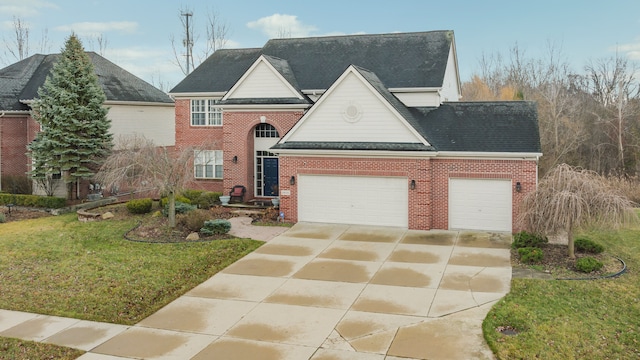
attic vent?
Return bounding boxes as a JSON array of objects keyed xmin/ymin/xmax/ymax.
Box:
[{"xmin": 342, "ymin": 101, "xmax": 363, "ymax": 123}]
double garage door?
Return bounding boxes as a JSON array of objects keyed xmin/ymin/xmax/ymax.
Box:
[
  {"xmin": 298, "ymin": 175, "xmax": 408, "ymax": 228},
  {"xmin": 297, "ymin": 175, "xmax": 513, "ymax": 232}
]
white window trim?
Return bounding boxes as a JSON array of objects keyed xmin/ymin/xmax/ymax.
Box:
[
  {"xmin": 194, "ymin": 150, "xmax": 223, "ymax": 179},
  {"xmin": 191, "ymin": 99, "xmax": 223, "ymax": 126}
]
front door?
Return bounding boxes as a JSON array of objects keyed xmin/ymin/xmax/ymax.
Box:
[{"xmin": 263, "ymin": 157, "xmax": 279, "ymax": 196}]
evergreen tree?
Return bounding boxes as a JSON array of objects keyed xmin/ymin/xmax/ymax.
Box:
[{"xmin": 28, "ymin": 34, "xmax": 113, "ymax": 199}]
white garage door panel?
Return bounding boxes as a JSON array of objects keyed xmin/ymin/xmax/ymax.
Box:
[
  {"xmin": 298, "ymin": 175, "xmax": 408, "ymax": 227},
  {"xmin": 449, "ymin": 179, "xmax": 512, "ymax": 232}
]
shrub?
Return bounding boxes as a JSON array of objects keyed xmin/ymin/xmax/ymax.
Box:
[
  {"xmin": 1, "ymin": 175, "xmax": 32, "ymax": 194},
  {"xmin": 575, "ymin": 237, "xmax": 605, "ymax": 254},
  {"xmin": 0, "ymin": 193, "xmax": 66, "ymax": 208},
  {"xmin": 181, "ymin": 189, "xmax": 204, "ymax": 204},
  {"xmin": 126, "ymin": 198, "xmax": 153, "ymax": 214},
  {"xmin": 518, "ymin": 247, "xmax": 544, "ymax": 264},
  {"xmin": 163, "ymin": 201, "xmax": 196, "ymax": 217},
  {"xmin": 512, "ymin": 231, "xmax": 548, "ymax": 249},
  {"xmin": 193, "ymin": 191, "xmax": 222, "ymax": 209},
  {"xmin": 200, "ymin": 219, "xmax": 231, "ymax": 236},
  {"xmin": 575, "ymin": 257, "xmax": 603, "ymax": 273},
  {"xmin": 177, "ymin": 209, "xmax": 211, "ymax": 231},
  {"xmin": 0, "ymin": 213, "xmax": 5, "ymax": 223},
  {"xmin": 160, "ymin": 196, "xmax": 191, "ymax": 208}
]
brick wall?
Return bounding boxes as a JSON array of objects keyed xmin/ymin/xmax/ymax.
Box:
[
  {"xmin": 222, "ymin": 111, "xmax": 302, "ymax": 199},
  {"xmin": 1, "ymin": 115, "xmax": 30, "ymax": 178},
  {"xmin": 278, "ymin": 155, "xmax": 537, "ymax": 232},
  {"xmin": 278, "ymin": 156, "xmax": 433, "ymax": 229},
  {"xmin": 430, "ymin": 158, "xmax": 538, "ymax": 232},
  {"xmin": 174, "ymin": 99, "xmax": 304, "ymax": 196},
  {"xmin": 174, "ymin": 98, "xmax": 224, "ymax": 192}
]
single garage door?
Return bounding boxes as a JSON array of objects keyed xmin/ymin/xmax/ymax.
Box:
[
  {"xmin": 449, "ymin": 178, "xmax": 512, "ymax": 232},
  {"xmin": 298, "ymin": 175, "xmax": 408, "ymax": 227}
]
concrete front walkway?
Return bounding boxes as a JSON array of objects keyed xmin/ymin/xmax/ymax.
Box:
[{"xmin": 0, "ymin": 223, "xmax": 512, "ymax": 360}]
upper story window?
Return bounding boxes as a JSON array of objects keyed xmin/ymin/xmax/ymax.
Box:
[
  {"xmin": 254, "ymin": 123, "xmax": 279, "ymax": 138},
  {"xmin": 191, "ymin": 99, "xmax": 222, "ymax": 126}
]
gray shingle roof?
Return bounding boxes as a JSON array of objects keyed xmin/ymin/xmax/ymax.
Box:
[
  {"xmin": 170, "ymin": 48, "xmax": 262, "ymax": 93},
  {"xmin": 170, "ymin": 31, "xmax": 454, "ymax": 94},
  {"xmin": 413, "ymin": 102, "xmax": 541, "ymax": 153},
  {"xmin": 0, "ymin": 52, "xmax": 172, "ymax": 111}
]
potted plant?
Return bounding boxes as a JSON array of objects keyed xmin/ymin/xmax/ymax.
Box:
[
  {"xmin": 219, "ymin": 195, "xmax": 231, "ymax": 205},
  {"xmin": 271, "ymin": 197, "xmax": 280, "ymax": 207}
]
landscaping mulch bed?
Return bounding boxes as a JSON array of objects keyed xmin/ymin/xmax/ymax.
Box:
[
  {"xmin": 511, "ymin": 243, "xmax": 625, "ymax": 279},
  {"xmin": 0, "ymin": 206, "xmax": 52, "ymax": 222}
]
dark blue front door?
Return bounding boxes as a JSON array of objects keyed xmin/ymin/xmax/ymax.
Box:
[{"xmin": 263, "ymin": 157, "xmax": 279, "ymax": 196}]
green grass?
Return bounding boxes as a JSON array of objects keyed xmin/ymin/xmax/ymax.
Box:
[
  {"xmin": 0, "ymin": 213, "xmax": 262, "ymax": 325},
  {"xmin": 484, "ymin": 228, "xmax": 640, "ymax": 359},
  {"xmin": 0, "ymin": 338, "xmax": 84, "ymax": 360}
]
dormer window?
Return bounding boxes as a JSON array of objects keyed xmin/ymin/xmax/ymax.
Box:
[{"xmin": 191, "ymin": 99, "xmax": 222, "ymax": 126}]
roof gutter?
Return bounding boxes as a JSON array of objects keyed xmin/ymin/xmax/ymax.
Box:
[
  {"xmin": 270, "ymin": 148, "xmax": 437, "ymax": 158},
  {"xmin": 435, "ymin": 151, "xmax": 543, "ymax": 160}
]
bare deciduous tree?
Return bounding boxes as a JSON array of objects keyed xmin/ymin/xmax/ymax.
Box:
[
  {"xmin": 170, "ymin": 7, "xmax": 230, "ymax": 75},
  {"xmin": 203, "ymin": 7, "xmax": 230, "ymax": 59},
  {"xmin": 519, "ymin": 164, "xmax": 637, "ymax": 258},
  {"xmin": 3, "ymin": 16, "xmax": 30, "ymax": 61},
  {"xmin": 95, "ymin": 135, "xmax": 196, "ymax": 227}
]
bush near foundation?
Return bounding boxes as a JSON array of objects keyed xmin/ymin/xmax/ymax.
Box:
[
  {"xmin": 518, "ymin": 247, "xmax": 544, "ymax": 264},
  {"xmin": 512, "ymin": 231, "xmax": 548, "ymax": 249}
]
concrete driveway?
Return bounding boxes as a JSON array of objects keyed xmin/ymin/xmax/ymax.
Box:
[{"xmin": 1, "ymin": 222, "xmax": 512, "ymax": 360}]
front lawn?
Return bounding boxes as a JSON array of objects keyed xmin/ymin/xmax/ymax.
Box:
[
  {"xmin": 0, "ymin": 212, "xmax": 262, "ymax": 325},
  {"xmin": 0, "ymin": 338, "xmax": 83, "ymax": 360},
  {"xmin": 484, "ymin": 228, "xmax": 640, "ymax": 359}
]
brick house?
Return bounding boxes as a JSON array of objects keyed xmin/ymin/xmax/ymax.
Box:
[
  {"xmin": 0, "ymin": 52, "xmax": 174, "ymax": 195},
  {"xmin": 169, "ymin": 31, "xmax": 541, "ymax": 232}
]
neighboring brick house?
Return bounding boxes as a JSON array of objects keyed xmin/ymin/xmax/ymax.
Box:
[
  {"xmin": 169, "ymin": 31, "xmax": 541, "ymax": 232},
  {"xmin": 0, "ymin": 52, "xmax": 175, "ymax": 196}
]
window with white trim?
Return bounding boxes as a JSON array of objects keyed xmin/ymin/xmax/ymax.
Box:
[
  {"xmin": 194, "ymin": 150, "xmax": 223, "ymax": 179},
  {"xmin": 191, "ymin": 99, "xmax": 222, "ymax": 126}
]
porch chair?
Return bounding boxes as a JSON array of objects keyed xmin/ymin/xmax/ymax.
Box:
[{"xmin": 229, "ymin": 185, "xmax": 246, "ymax": 203}]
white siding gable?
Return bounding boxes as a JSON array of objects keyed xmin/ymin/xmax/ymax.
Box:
[
  {"xmin": 224, "ymin": 57, "xmax": 302, "ymax": 99},
  {"xmin": 282, "ymin": 68, "xmax": 427, "ymax": 144},
  {"xmin": 108, "ymin": 104, "xmax": 175, "ymax": 147},
  {"xmin": 440, "ymin": 45, "xmax": 461, "ymax": 102}
]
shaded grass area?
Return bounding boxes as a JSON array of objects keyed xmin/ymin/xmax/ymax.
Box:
[
  {"xmin": 484, "ymin": 228, "xmax": 640, "ymax": 359},
  {"xmin": 0, "ymin": 213, "xmax": 263, "ymax": 325},
  {"xmin": 0, "ymin": 337, "xmax": 84, "ymax": 360}
]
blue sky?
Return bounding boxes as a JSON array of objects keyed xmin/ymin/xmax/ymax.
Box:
[{"xmin": 1, "ymin": 0, "xmax": 640, "ymax": 90}]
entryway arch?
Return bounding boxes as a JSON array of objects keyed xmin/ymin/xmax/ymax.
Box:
[{"xmin": 254, "ymin": 123, "xmax": 280, "ymax": 197}]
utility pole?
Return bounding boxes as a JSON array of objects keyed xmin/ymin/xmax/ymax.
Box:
[{"xmin": 181, "ymin": 11, "xmax": 193, "ymax": 74}]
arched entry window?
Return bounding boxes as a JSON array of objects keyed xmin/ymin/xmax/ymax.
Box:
[
  {"xmin": 254, "ymin": 123, "xmax": 280, "ymax": 197},
  {"xmin": 255, "ymin": 123, "xmax": 279, "ymax": 138}
]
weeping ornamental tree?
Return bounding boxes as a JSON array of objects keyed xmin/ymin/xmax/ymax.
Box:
[
  {"xmin": 28, "ymin": 34, "xmax": 112, "ymax": 199},
  {"xmin": 95, "ymin": 135, "xmax": 195, "ymax": 228},
  {"xmin": 519, "ymin": 164, "xmax": 637, "ymax": 258}
]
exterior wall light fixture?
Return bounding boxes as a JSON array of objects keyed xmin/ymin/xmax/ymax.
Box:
[
  {"xmin": 515, "ymin": 181, "xmax": 522, "ymax": 192},
  {"xmin": 290, "ymin": 176, "xmax": 296, "ymax": 185},
  {"xmin": 232, "ymin": 156, "xmax": 238, "ymax": 163},
  {"xmin": 410, "ymin": 179, "xmax": 416, "ymax": 190}
]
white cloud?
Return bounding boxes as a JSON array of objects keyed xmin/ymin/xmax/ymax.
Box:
[
  {"xmin": 0, "ymin": 0, "xmax": 57, "ymax": 17},
  {"xmin": 247, "ymin": 14, "xmax": 317, "ymax": 38},
  {"xmin": 54, "ymin": 21, "xmax": 138, "ymax": 37}
]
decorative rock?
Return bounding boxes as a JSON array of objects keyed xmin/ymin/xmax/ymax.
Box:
[
  {"xmin": 186, "ymin": 232, "xmax": 200, "ymax": 241},
  {"xmin": 101, "ymin": 212, "xmax": 114, "ymax": 220}
]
